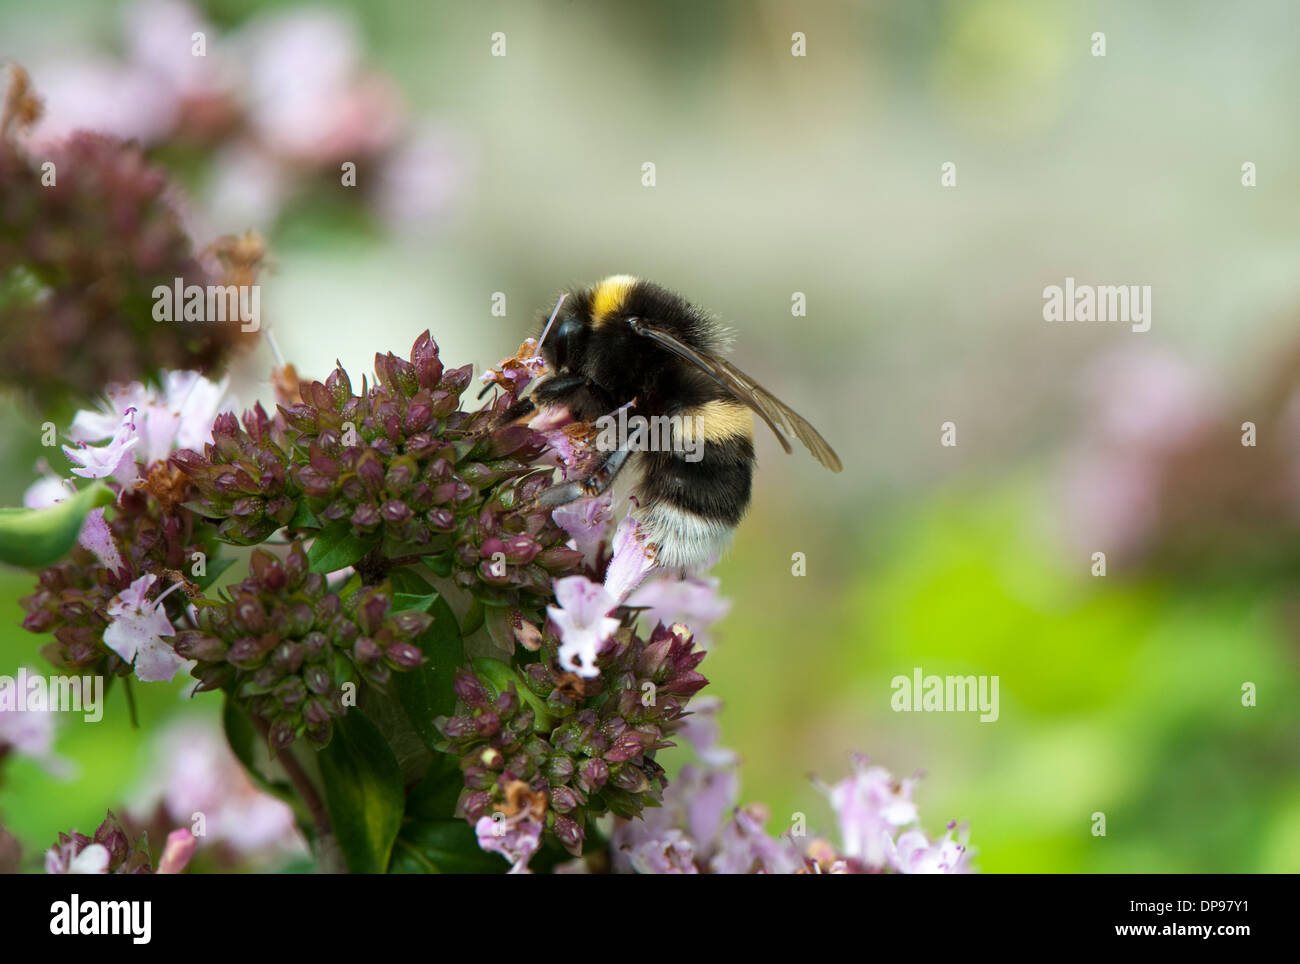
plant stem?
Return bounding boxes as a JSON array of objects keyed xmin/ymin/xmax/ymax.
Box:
[{"xmin": 252, "ymin": 717, "xmax": 332, "ymax": 840}]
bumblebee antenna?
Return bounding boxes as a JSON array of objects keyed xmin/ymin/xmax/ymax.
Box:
[{"xmin": 535, "ymin": 292, "xmax": 568, "ymax": 352}]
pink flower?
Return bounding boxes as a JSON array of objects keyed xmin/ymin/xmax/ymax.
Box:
[
  {"xmin": 46, "ymin": 842, "xmax": 109, "ymax": 875},
  {"xmin": 22, "ymin": 476, "xmax": 124, "ymax": 574},
  {"xmin": 156, "ymin": 828, "xmax": 197, "ymax": 874},
  {"xmin": 626, "ymin": 829, "xmax": 699, "ymax": 874},
  {"xmin": 883, "ymin": 823, "xmax": 971, "ymax": 874},
  {"xmin": 474, "ymin": 813, "xmax": 543, "ymax": 874},
  {"xmin": 548, "ymin": 576, "xmax": 620, "ymax": 678},
  {"xmin": 64, "ymin": 409, "xmax": 139, "ymax": 481},
  {"xmin": 102, "ymin": 574, "xmax": 185, "ymax": 683},
  {"xmin": 708, "ymin": 804, "xmax": 804, "ymax": 875},
  {"xmin": 551, "ymin": 492, "xmax": 615, "ymax": 565},
  {"xmin": 63, "ymin": 371, "xmax": 232, "ymax": 484},
  {"xmin": 673, "ymin": 696, "xmax": 737, "ymax": 768},
  {"xmin": 238, "ymin": 9, "xmax": 402, "ymax": 163},
  {"xmin": 625, "ymin": 574, "xmax": 730, "ymax": 647},
  {"xmin": 129, "ymin": 717, "xmax": 305, "ymax": 862},
  {"xmin": 0, "ymin": 668, "xmax": 73, "ymax": 780},
  {"xmin": 825, "ymin": 755, "xmax": 919, "ymax": 868},
  {"xmin": 603, "ymin": 514, "xmax": 658, "ymax": 603},
  {"xmin": 22, "ymin": 473, "xmax": 75, "ymax": 509},
  {"xmin": 77, "ymin": 509, "xmax": 126, "ymax": 574}
]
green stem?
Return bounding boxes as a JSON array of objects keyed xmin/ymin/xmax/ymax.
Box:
[{"xmin": 122, "ymin": 675, "xmax": 138, "ymax": 728}]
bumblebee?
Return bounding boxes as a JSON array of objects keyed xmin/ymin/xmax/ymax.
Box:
[{"xmin": 498, "ymin": 276, "xmax": 842, "ymax": 570}]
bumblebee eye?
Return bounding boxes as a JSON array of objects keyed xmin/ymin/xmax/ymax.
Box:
[{"xmin": 552, "ymin": 316, "xmax": 585, "ymax": 370}]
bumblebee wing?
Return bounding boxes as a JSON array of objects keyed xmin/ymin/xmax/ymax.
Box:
[
  {"xmin": 715, "ymin": 356, "xmax": 843, "ymax": 472},
  {"xmin": 629, "ymin": 319, "xmax": 843, "ymax": 472}
]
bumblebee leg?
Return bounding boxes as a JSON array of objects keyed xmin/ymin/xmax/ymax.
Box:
[
  {"xmin": 493, "ymin": 395, "xmax": 536, "ymax": 427},
  {"xmin": 536, "ymin": 446, "xmax": 634, "ymax": 508}
]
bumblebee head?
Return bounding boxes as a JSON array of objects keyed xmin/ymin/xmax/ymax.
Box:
[{"xmin": 539, "ymin": 275, "xmax": 640, "ymax": 372}]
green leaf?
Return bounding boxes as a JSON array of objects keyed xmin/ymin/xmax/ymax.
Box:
[
  {"xmin": 472, "ymin": 657, "xmax": 554, "ymax": 733},
  {"xmin": 289, "ymin": 500, "xmax": 320, "ymax": 530},
  {"xmin": 307, "ymin": 521, "xmax": 376, "ymax": 574},
  {"xmin": 393, "ymin": 594, "xmax": 465, "ymax": 752},
  {"xmin": 222, "ymin": 697, "xmax": 298, "ymax": 803},
  {"xmin": 0, "ymin": 481, "xmax": 113, "ymax": 567},
  {"xmin": 404, "ymin": 755, "xmax": 465, "ymax": 821},
  {"xmin": 388, "ymin": 818, "xmax": 505, "ymax": 874},
  {"xmin": 317, "ymin": 710, "xmax": 404, "ymax": 873},
  {"xmin": 462, "ymin": 596, "xmax": 486, "ymax": 636},
  {"xmin": 423, "ymin": 551, "xmax": 453, "ymax": 577},
  {"xmin": 193, "ymin": 555, "xmax": 238, "ymax": 591},
  {"xmin": 389, "ymin": 568, "xmax": 434, "ymax": 595}
]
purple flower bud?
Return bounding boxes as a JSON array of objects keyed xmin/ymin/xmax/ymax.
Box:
[
  {"xmin": 232, "ymin": 596, "xmax": 268, "ymax": 635},
  {"xmin": 578, "ymin": 758, "xmax": 609, "ymax": 792},
  {"xmin": 268, "ymin": 720, "xmax": 296, "ymax": 749},
  {"xmin": 439, "ymin": 364, "xmax": 473, "ymax": 395},
  {"xmin": 552, "ymin": 814, "xmax": 585, "ymax": 856},
  {"xmin": 325, "ymin": 367, "xmax": 352, "ymax": 408},
  {"xmin": 172, "ymin": 631, "xmax": 228, "ymax": 662},
  {"xmin": 356, "ymin": 450, "xmax": 385, "ymax": 492},
  {"xmin": 249, "ymin": 551, "xmax": 287, "ymax": 591},
  {"xmin": 410, "ymin": 331, "xmax": 444, "ymax": 388},
  {"xmin": 380, "ymin": 499, "xmax": 411, "ymax": 524},
  {"xmin": 305, "ymin": 665, "xmax": 333, "ymax": 695},
  {"xmin": 545, "ymin": 756, "xmax": 575, "ymax": 785},
  {"xmin": 402, "ymin": 401, "xmax": 433, "ymax": 435},
  {"xmin": 385, "ymin": 457, "xmax": 416, "ymax": 493},
  {"xmin": 350, "ymin": 502, "xmax": 381, "ymax": 532},
  {"xmin": 391, "ymin": 610, "xmax": 433, "ymax": 638},
  {"xmin": 385, "ymin": 641, "xmax": 423, "ymax": 669},
  {"xmin": 353, "ymin": 637, "xmax": 382, "ymax": 666}
]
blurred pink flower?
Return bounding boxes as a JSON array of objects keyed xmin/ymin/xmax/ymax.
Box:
[
  {"xmin": 156, "ymin": 828, "xmax": 197, "ymax": 874},
  {"xmin": 46, "ymin": 842, "xmax": 109, "ymax": 875},
  {"xmin": 0, "ymin": 667, "xmax": 72, "ymax": 778},
  {"xmin": 708, "ymin": 804, "xmax": 804, "ymax": 874},
  {"xmin": 129, "ymin": 717, "xmax": 305, "ymax": 862},
  {"xmin": 1058, "ymin": 347, "xmax": 1220, "ymax": 562},
  {"xmin": 474, "ymin": 813, "xmax": 543, "ymax": 874},
  {"xmin": 238, "ymin": 9, "xmax": 402, "ymax": 164},
  {"xmin": 824, "ymin": 754, "xmax": 919, "ymax": 867},
  {"xmin": 884, "ymin": 823, "xmax": 971, "ymax": 874},
  {"xmin": 374, "ymin": 123, "xmax": 473, "ymax": 236},
  {"xmin": 63, "ymin": 371, "xmax": 232, "ymax": 484},
  {"xmin": 624, "ymin": 829, "xmax": 698, "ymax": 874},
  {"xmin": 625, "ymin": 574, "xmax": 730, "ymax": 647}
]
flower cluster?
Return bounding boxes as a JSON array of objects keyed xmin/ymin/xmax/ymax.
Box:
[
  {"xmin": 46, "ymin": 810, "xmax": 194, "ymax": 875},
  {"xmin": 128, "ymin": 716, "xmax": 305, "ymax": 866},
  {"xmin": 176, "ymin": 541, "xmax": 428, "ymax": 747},
  {"xmin": 21, "ymin": 0, "xmax": 469, "ymax": 237},
  {"xmin": 20, "ymin": 485, "xmax": 214, "ymax": 676},
  {"xmin": 173, "ymin": 332, "xmax": 585, "ymax": 610},
  {"xmin": 607, "ymin": 740, "xmax": 973, "ymax": 875},
  {"xmin": 20, "ymin": 371, "xmax": 232, "ymax": 677},
  {"xmin": 436, "ymin": 621, "xmax": 708, "ymax": 861},
  {"xmin": 0, "ymin": 66, "xmax": 258, "ymax": 403}
]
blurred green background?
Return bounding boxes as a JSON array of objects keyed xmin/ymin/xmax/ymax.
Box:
[{"xmin": 2, "ymin": 0, "xmax": 1299, "ymax": 872}]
